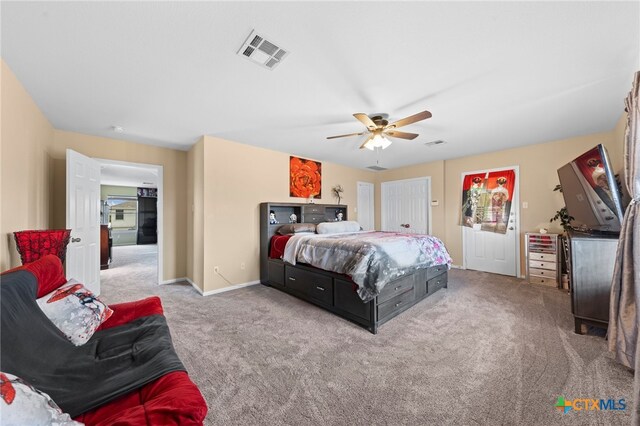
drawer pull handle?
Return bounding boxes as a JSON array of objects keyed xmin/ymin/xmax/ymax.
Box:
[
  {"xmin": 395, "ymin": 286, "xmax": 401, "ymax": 291},
  {"xmin": 395, "ymin": 302, "xmax": 402, "ymax": 307},
  {"xmin": 289, "ymin": 277, "xmax": 296, "ymax": 281},
  {"xmin": 315, "ymin": 286, "xmax": 325, "ymax": 291}
]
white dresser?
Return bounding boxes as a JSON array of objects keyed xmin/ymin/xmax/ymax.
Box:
[{"xmin": 525, "ymin": 233, "xmax": 560, "ymax": 288}]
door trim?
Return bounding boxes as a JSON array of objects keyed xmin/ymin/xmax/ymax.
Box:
[
  {"xmin": 356, "ymin": 181, "xmax": 375, "ymax": 231},
  {"xmin": 95, "ymin": 158, "xmax": 164, "ymax": 285},
  {"xmin": 461, "ymin": 165, "xmax": 520, "ymax": 277},
  {"xmin": 381, "ymin": 176, "xmax": 432, "ymax": 234}
]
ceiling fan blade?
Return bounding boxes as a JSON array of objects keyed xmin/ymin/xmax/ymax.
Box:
[
  {"xmin": 386, "ymin": 110, "xmax": 432, "ymax": 129},
  {"xmin": 326, "ymin": 131, "xmax": 366, "ymax": 140},
  {"xmin": 384, "ymin": 130, "xmax": 419, "ymax": 140},
  {"xmin": 353, "ymin": 113, "xmax": 378, "ymax": 130},
  {"xmin": 359, "ymin": 135, "xmax": 374, "ymax": 149}
]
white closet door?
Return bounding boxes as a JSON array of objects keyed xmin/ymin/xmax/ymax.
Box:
[
  {"xmin": 381, "ymin": 177, "xmax": 430, "ymax": 234},
  {"xmin": 357, "ymin": 182, "xmax": 375, "ymax": 231}
]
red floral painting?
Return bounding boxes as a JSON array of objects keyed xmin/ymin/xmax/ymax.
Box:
[{"xmin": 290, "ymin": 156, "xmax": 322, "ymax": 198}]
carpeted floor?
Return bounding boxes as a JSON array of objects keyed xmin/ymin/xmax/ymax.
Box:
[{"xmin": 101, "ymin": 245, "xmax": 633, "ymax": 425}]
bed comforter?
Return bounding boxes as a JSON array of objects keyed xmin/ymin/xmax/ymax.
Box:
[{"xmin": 283, "ymin": 231, "xmax": 452, "ymax": 302}]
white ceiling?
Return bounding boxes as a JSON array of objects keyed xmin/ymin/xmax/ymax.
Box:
[{"xmin": 2, "ymin": 2, "xmax": 638, "ymax": 170}]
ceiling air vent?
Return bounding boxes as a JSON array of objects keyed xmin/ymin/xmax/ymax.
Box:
[
  {"xmin": 237, "ymin": 30, "xmax": 289, "ymax": 70},
  {"xmin": 366, "ymin": 165, "xmax": 388, "ymax": 171},
  {"xmin": 425, "ymin": 140, "xmax": 446, "ymax": 147}
]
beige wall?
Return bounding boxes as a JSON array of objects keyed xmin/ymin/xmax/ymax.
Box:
[
  {"xmin": 101, "ymin": 185, "xmax": 137, "ymax": 200},
  {"xmin": 191, "ymin": 136, "xmax": 376, "ymax": 292},
  {"xmin": 1, "ymin": 60, "xmax": 54, "ymax": 270},
  {"xmin": 187, "ymin": 137, "xmax": 204, "ymax": 290},
  {"xmin": 49, "ymin": 130, "xmax": 188, "ymax": 282},
  {"xmin": 374, "ymin": 129, "xmax": 624, "ymax": 274}
]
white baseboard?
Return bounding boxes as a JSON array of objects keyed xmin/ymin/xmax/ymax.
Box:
[
  {"xmin": 160, "ymin": 277, "xmax": 189, "ymax": 285},
  {"xmin": 200, "ymin": 280, "xmax": 260, "ymax": 296},
  {"xmin": 450, "ymin": 264, "xmax": 465, "ymax": 269},
  {"xmin": 161, "ymin": 277, "xmax": 260, "ymax": 296}
]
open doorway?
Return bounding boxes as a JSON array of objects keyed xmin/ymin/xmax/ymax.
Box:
[{"xmin": 98, "ymin": 159, "xmax": 164, "ymax": 287}]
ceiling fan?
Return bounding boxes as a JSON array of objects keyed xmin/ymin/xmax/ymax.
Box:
[{"xmin": 326, "ymin": 110, "xmax": 432, "ymax": 150}]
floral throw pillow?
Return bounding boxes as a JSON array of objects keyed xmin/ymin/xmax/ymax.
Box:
[
  {"xmin": 37, "ymin": 279, "xmax": 113, "ymax": 346},
  {"xmin": 0, "ymin": 372, "xmax": 82, "ymax": 426}
]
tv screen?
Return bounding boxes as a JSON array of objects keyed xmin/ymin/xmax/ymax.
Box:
[{"xmin": 557, "ymin": 144, "xmax": 625, "ymax": 233}]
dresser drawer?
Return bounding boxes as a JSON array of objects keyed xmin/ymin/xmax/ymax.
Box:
[
  {"xmin": 285, "ymin": 266, "xmax": 333, "ymax": 305},
  {"xmin": 529, "ymin": 267, "xmax": 557, "ymax": 279},
  {"xmin": 377, "ymin": 288, "xmax": 415, "ymax": 320},
  {"xmin": 529, "ymin": 260, "xmax": 556, "ymax": 270},
  {"xmin": 304, "ymin": 214, "xmax": 325, "ymax": 224},
  {"xmin": 529, "ymin": 275, "xmax": 557, "ymax": 287},
  {"xmin": 529, "ymin": 252, "xmax": 556, "ymax": 262},
  {"xmin": 379, "ymin": 275, "xmax": 414, "ymax": 304},
  {"xmin": 302, "ymin": 205, "xmax": 324, "ymax": 214}
]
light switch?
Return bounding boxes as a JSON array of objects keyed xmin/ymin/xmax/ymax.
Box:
[{"xmin": 522, "ymin": 201, "xmax": 528, "ymax": 209}]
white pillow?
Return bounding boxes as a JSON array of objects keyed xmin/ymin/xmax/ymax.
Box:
[
  {"xmin": 0, "ymin": 372, "xmax": 82, "ymax": 426},
  {"xmin": 316, "ymin": 221, "xmax": 362, "ymax": 234},
  {"xmin": 37, "ymin": 279, "xmax": 113, "ymax": 346}
]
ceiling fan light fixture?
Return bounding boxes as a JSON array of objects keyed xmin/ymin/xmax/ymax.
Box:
[{"xmin": 365, "ymin": 134, "xmax": 392, "ymax": 150}]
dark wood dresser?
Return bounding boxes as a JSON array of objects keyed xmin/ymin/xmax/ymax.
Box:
[
  {"xmin": 567, "ymin": 230, "xmax": 619, "ymax": 334},
  {"xmin": 100, "ymin": 225, "xmax": 112, "ymax": 270}
]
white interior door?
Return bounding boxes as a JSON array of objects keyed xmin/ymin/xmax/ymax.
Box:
[
  {"xmin": 381, "ymin": 177, "xmax": 430, "ymax": 234},
  {"xmin": 357, "ymin": 181, "xmax": 375, "ymax": 231},
  {"xmin": 463, "ymin": 167, "xmax": 519, "ymax": 277},
  {"xmin": 66, "ymin": 149, "xmax": 101, "ymax": 295}
]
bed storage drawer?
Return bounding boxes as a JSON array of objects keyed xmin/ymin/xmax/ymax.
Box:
[
  {"xmin": 427, "ymin": 264, "xmax": 448, "ymax": 280},
  {"xmin": 377, "ymin": 288, "xmax": 415, "ymax": 320},
  {"xmin": 285, "ymin": 266, "xmax": 333, "ymax": 305},
  {"xmin": 426, "ymin": 273, "xmax": 447, "ymax": 295},
  {"xmin": 334, "ymin": 279, "xmax": 370, "ymax": 321},
  {"xmin": 268, "ymin": 261, "xmax": 285, "ymax": 287},
  {"xmin": 379, "ymin": 275, "xmax": 415, "ymax": 304}
]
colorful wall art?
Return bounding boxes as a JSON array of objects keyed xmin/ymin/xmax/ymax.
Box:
[
  {"xmin": 461, "ymin": 169, "xmax": 516, "ymax": 234},
  {"xmin": 289, "ymin": 156, "xmax": 322, "ymax": 199}
]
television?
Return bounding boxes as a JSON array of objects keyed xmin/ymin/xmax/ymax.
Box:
[{"xmin": 557, "ymin": 144, "xmax": 625, "ymax": 234}]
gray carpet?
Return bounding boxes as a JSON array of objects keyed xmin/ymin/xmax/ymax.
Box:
[{"xmin": 101, "ymin": 245, "xmax": 634, "ymax": 425}]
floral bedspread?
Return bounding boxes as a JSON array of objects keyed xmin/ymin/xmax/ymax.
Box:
[{"xmin": 283, "ymin": 231, "xmax": 452, "ymax": 302}]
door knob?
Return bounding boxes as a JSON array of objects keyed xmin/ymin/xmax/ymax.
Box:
[
  {"xmin": 72, "ymin": 237, "xmax": 82, "ymax": 243},
  {"xmin": 508, "ymin": 227, "xmax": 514, "ymax": 230}
]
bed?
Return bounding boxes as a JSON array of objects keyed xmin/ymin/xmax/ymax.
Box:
[{"xmin": 259, "ymin": 202, "xmax": 452, "ymax": 334}]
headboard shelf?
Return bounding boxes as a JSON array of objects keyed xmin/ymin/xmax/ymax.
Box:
[{"xmin": 259, "ymin": 202, "xmax": 348, "ymax": 283}]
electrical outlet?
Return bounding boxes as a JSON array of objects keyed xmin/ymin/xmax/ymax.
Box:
[
  {"xmin": 240, "ymin": 262, "xmax": 245, "ymax": 270},
  {"xmin": 214, "ymin": 266, "xmax": 219, "ymax": 274}
]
